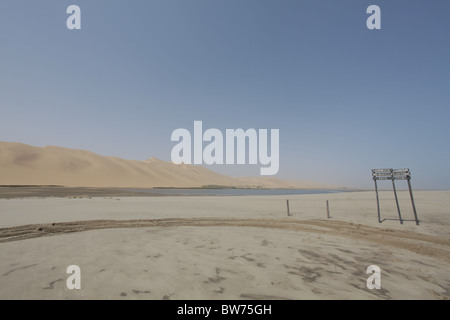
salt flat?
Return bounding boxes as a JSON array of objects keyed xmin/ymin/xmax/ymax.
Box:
[{"xmin": 0, "ymin": 191, "xmax": 449, "ymax": 299}]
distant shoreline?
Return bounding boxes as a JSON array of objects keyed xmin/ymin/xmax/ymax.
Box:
[
  {"xmin": 0, "ymin": 185, "xmax": 363, "ymax": 199},
  {"xmin": 0, "ymin": 186, "xmax": 163, "ymax": 199}
]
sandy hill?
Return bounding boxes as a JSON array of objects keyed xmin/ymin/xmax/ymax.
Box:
[{"xmin": 0, "ymin": 141, "xmax": 331, "ymax": 189}]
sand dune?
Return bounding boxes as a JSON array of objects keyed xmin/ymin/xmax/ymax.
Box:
[{"xmin": 0, "ymin": 141, "xmax": 325, "ymax": 188}]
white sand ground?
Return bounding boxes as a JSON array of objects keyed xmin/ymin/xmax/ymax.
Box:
[{"xmin": 0, "ymin": 191, "xmax": 449, "ymax": 299}]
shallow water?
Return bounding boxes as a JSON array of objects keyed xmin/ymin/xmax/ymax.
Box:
[{"xmin": 121, "ymin": 188, "xmax": 345, "ymax": 196}]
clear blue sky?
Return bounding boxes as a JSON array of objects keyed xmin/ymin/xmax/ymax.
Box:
[{"xmin": 1, "ymin": 0, "xmax": 449, "ymax": 189}]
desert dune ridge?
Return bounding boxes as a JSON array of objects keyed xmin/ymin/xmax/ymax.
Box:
[{"xmin": 0, "ymin": 141, "xmax": 334, "ymax": 189}]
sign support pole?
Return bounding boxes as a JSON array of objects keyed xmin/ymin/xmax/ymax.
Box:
[
  {"xmin": 407, "ymin": 178, "xmax": 419, "ymax": 225},
  {"xmin": 374, "ymin": 179, "xmax": 381, "ymax": 223},
  {"xmin": 391, "ymin": 176, "xmax": 403, "ymax": 224}
]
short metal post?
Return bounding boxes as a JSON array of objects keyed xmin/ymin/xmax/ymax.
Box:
[
  {"xmin": 286, "ymin": 199, "xmax": 290, "ymax": 216},
  {"xmin": 326, "ymin": 200, "xmax": 330, "ymax": 219}
]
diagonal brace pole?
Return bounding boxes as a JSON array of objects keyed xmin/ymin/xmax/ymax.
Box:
[
  {"xmin": 407, "ymin": 178, "xmax": 419, "ymax": 226},
  {"xmin": 391, "ymin": 177, "xmax": 403, "ymax": 224}
]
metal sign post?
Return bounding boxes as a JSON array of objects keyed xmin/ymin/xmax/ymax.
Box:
[{"xmin": 372, "ymin": 168, "xmax": 419, "ymax": 225}]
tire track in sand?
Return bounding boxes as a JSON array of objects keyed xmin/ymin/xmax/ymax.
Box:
[{"xmin": 0, "ymin": 218, "xmax": 449, "ymax": 262}]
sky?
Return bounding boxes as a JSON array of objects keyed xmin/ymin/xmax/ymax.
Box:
[{"xmin": 0, "ymin": 0, "xmax": 449, "ymax": 189}]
